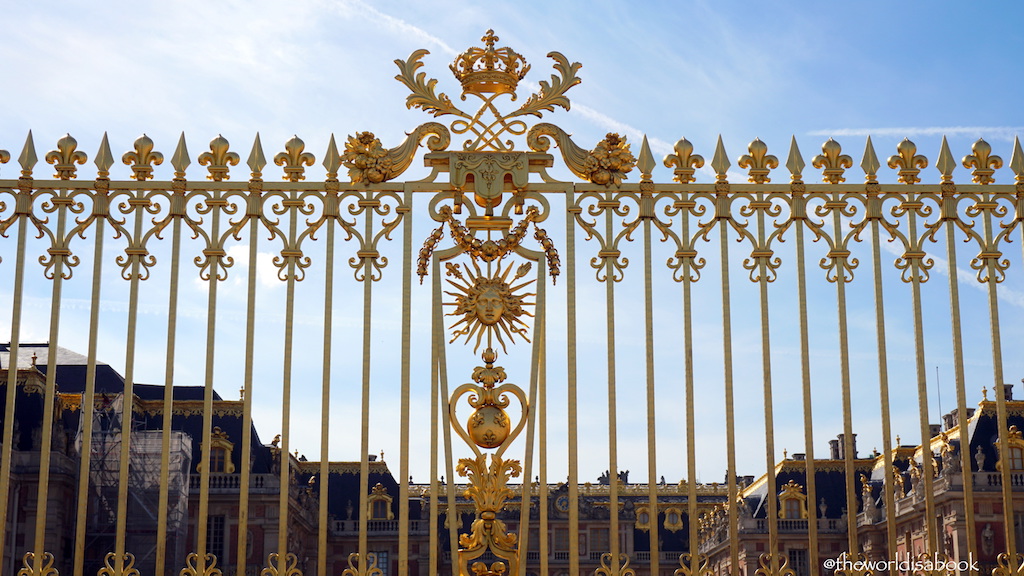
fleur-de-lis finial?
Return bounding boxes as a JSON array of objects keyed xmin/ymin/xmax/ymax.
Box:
[
  {"xmin": 887, "ymin": 138, "xmax": 928, "ymax": 184},
  {"xmin": 121, "ymin": 134, "xmax": 164, "ymax": 181},
  {"xmin": 738, "ymin": 138, "xmax": 778, "ymax": 184},
  {"xmin": 482, "ymin": 29, "xmax": 498, "ymax": 51},
  {"xmin": 811, "ymin": 138, "xmax": 853, "ymax": 184},
  {"xmin": 45, "ymin": 133, "xmax": 88, "ymax": 180},
  {"xmin": 663, "ymin": 137, "xmax": 704, "ymax": 183},
  {"xmin": 274, "ymin": 135, "xmax": 316, "ymax": 182},
  {"xmin": 962, "ymin": 138, "xmax": 1003, "ymax": 184},
  {"xmin": 198, "ymin": 135, "xmax": 240, "ymax": 182}
]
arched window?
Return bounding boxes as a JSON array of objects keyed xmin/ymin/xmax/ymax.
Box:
[
  {"xmin": 785, "ymin": 498, "xmax": 801, "ymax": 519},
  {"xmin": 1010, "ymin": 446, "xmax": 1024, "ymax": 471},
  {"xmin": 197, "ymin": 427, "xmax": 235, "ymax": 474},
  {"xmin": 778, "ymin": 480, "xmax": 808, "ymax": 519},
  {"xmin": 367, "ymin": 483, "xmax": 394, "ymax": 520},
  {"xmin": 995, "ymin": 425, "xmax": 1024, "ymax": 472}
]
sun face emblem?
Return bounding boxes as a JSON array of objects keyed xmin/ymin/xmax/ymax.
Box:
[{"xmin": 445, "ymin": 260, "xmax": 535, "ymax": 353}]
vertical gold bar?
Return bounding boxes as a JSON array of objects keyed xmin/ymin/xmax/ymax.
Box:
[
  {"xmin": 940, "ymin": 188, "xmax": 978, "ymax": 567},
  {"xmin": 73, "ymin": 206, "xmax": 106, "ymax": 576},
  {"xmin": 33, "ymin": 186, "xmax": 70, "ymax": 572},
  {"xmin": 357, "ymin": 191, "xmax": 376, "ymax": 574},
  {"xmin": 679, "ymin": 190, "xmax": 701, "ymax": 572},
  {"xmin": 428, "ymin": 254, "xmax": 441, "ymax": 576},
  {"xmin": 793, "ymin": 215, "xmax": 819, "ymax": 576},
  {"xmin": 0, "ymin": 185, "xmax": 28, "ymax": 575},
  {"xmin": 196, "ymin": 188, "xmax": 224, "ymax": 569},
  {"xmin": 318, "ymin": 205, "xmax": 336, "ymax": 576},
  {"xmin": 398, "ymin": 188, "xmax": 413, "ymax": 576},
  {"xmin": 753, "ymin": 191, "xmax": 780, "ymax": 569},
  {"xmin": 866, "ymin": 187, "xmax": 898, "ymax": 562},
  {"xmin": 275, "ymin": 191, "xmax": 299, "ymax": 568},
  {"xmin": 978, "ymin": 187, "xmax": 1016, "ymax": 561},
  {"xmin": 538, "ymin": 334, "xmax": 549, "ymax": 576},
  {"xmin": 642, "ymin": 213, "xmax": 659, "ymax": 576},
  {"xmin": 237, "ymin": 205, "xmax": 259, "ymax": 576},
  {"xmin": 718, "ymin": 206, "xmax": 740, "ymax": 575},
  {"xmin": 902, "ymin": 189, "xmax": 938, "ymax": 553},
  {"xmin": 565, "ymin": 187, "xmax": 580, "ymax": 576},
  {"xmin": 115, "ymin": 186, "xmax": 151, "ymax": 568},
  {"xmin": 155, "ymin": 205, "xmax": 182, "ymax": 576},
  {"xmin": 517, "ymin": 261, "xmax": 546, "ymax": 576},
  {"xmin": 827, "ymin": 191, "xmax": 859, "ymax": 551},
  {"xmin": 432, "ymin": 256, "xmax": 461, "ymax": 576},
  {"xmin": 599, "ymin": 189, "xmax": 621, "ymax": 571}
]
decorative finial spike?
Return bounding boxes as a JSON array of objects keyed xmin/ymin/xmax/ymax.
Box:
[
  {"xmin": 1011, "ymin": 136, "xmax": 1024, "ymax": 183},
  {"xmin": 786, "ymin": 136, "xmax": 804, "ymax": 181},
  {"xmin": 95, "ymin": 132, "xmax": 114, "ymax": 176},
  {"xmin": 171, "ymin": 132, "xmax": 190, "ymax": 177},
  {"xmin": 861, "ymin": 136, "xmax": 880, "ymax": 182},
  {"xmin": 18, "ymin": 130, "xmax": 38, "ymax": 176},
  {"xmin": 711, "ymin": 135, "xmax": 730, "ymax": 181},
  {"xmin": 247, "ymin": 133, "xmax": 267, "ymax": 176},
  {"xmin": 637, "ymin": 135, "xmax": 655, "ymax": 178},
  {"xmin": 936, "ymin": 136, "xmax": 955, "ymax": 182},
  {"xmin": 323, "ymin": 134, "xmax": 341, "ymax": 179}
]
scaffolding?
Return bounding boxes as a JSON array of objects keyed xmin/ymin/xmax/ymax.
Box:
[{"xmin": 76, "ymin": 394, "xmax": 192, "ymax": 576}]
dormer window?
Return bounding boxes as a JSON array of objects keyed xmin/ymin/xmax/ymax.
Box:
[
  {"xmin": 197, "ymin": 427, "xmax": 235, "ymax": 474},
  {"xmin": 367, "ymin": 483, "xmax": 394, "ymax": 520},
  {"xmin": 778, "ymin": 480, "xmax": 808, "ymax": 519},
  {"xmin": 995, "ymin": 425, "xmax": 1024, "ymax": 472}
]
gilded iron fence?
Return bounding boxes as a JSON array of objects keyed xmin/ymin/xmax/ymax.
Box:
[{"xmin": 1, "ymin": 30, "xmax": 1023, "ymax": 576}]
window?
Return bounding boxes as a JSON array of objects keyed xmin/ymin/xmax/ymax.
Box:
[
  {"xmin": 663, "ymin": 507, "xmax": 683, "ymax": 532},
  {"xmin": 634, "ymin": 506, "xmax": 652, "ymax": 532},
  {"xmin": 197, "ymin": 427, "xmax": 235, "ymax": 474},
  {"xmin": 207, "ymin": 515, "xmax": 226, "ymax": 563},
  {"xmin": 788, "ymin": 550, "xmax": 808, "ymax": 576},
  {"xmin": 778, "ymin": 480, "xmax": 807, "ymax": 519},
  {"xmin": 1010, "ymin": 447, "xmax": 1024, "ymax": 470},
  {"xmin": 785, "ymin": 499, "xmax": 801, "ymax": 519},
  {"xmin": 367, "ymin": 483, "xmax": 394, "ymax": 520},
  {"xmin": 210, "ymin": 448, "xmax": 227, "ymax": 473},
  {"xmin": 554, "ymin": 528, "xmax": 570, "ymax": 552},
  {"xmin": 995, "ymin": 425, "xmax": 1024, "ymax": 472},
  {"xmin": 372, "ymin": 500, "xmax": 389, "ymax": 520},
  {"xmin": 589, "ymin": 528, "xmax": 608, "ymax": 553},
  {"xmin": 371, "ymin": 551, "xmax": 388, "ymax": 576}
]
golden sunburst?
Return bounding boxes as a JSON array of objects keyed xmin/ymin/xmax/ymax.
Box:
[{"xmin": 444, "ymin": 260, "xmax": 535, "ymax": 353}]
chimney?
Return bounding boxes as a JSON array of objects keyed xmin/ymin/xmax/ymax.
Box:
[
  {"xmin": 929, "ymin": 424, "xmax": 942, "ymax": 439},
  {"xmin": 1004, "ymin": 383, "xmax": 1014, "ymax": 401},
  {"xmin": 792, "ymin": 453, "xmax": 806, "ymax": 461},
  {"xmin": 833, "ymin": 433, "xmax": 858, "ymax": 459}
]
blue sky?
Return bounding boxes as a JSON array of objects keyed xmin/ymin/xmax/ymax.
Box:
[{"xmin": 1, "ymin": 1, "xmax": 1023, "ymax": 485}]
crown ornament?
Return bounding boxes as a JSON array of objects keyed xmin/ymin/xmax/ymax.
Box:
[{"xmin": 450, "ymin": 30, "xmax": 530, "ymax": 96}]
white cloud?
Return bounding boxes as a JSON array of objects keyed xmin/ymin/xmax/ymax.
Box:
[{"xmin": 808, "ymin": 127, "xmax": 1024, "ymax": 142}]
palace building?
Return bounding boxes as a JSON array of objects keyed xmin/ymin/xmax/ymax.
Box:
[{"xmin": 3, "ymin": 343, "xmax": 1021, "ymax": 576}]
